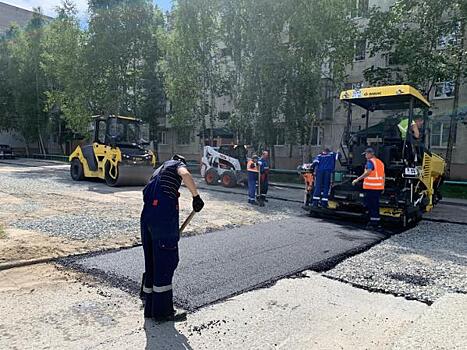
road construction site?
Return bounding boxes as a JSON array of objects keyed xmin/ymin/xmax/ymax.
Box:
[{"xmin": 0, "ymin": 159, "xmax": 466, "ymax": 349}]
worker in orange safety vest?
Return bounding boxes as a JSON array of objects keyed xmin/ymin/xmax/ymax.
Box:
[
  {"xmin": 352, "ymin": 147, "xmax": 385, "ymax": 228},
  {"xmin": 247, "ymin": 155, "xmax": 260, "ymax": 205}
]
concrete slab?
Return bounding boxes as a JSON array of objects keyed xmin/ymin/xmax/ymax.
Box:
[
  {"xmin": 0, "ymin": 264, "xmax": 428, "ymax": 350},
  {"xmin": 67, "ymin": 217, "xmax": 387, "ymax": 310},
  {"xmin": 392, "ymin": 293, "xmax": 467, "ymax": 350}
]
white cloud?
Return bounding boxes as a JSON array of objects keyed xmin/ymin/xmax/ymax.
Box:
[{"xmin": 2, "ymin": 0, "xmax": 89, "ymax": 18}]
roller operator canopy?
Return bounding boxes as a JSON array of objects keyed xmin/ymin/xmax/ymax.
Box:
[{"xmin": 339, "ymin": 85, "xmax": 430, "ymax": 111}]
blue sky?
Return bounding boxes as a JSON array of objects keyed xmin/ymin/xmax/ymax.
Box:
[{"xmin": 2, "ymin": 1, "xmax": 173, "ymax": 17}]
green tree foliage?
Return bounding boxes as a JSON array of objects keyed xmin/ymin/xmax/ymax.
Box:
[
  {"xmin": 219, "ymin": 0, "xmax": 356, "ymax": 150},
  {"xmin": 86, "ymin": 0, "xmax": 165, "ymax": 123},
  {"xmin": 1, "ymin": 11, "xmax": 49, "ymax": 153},
  {"xmin": 0, "ymin": 0, "xmax": 167, "ymax": 152},
  {"xmin": 164, "ymin": 0, "xmax": 223, "ymax": 144},
  {"xmin": 364, "ymin": 0, "xmax": 466, "ymax": 177},
  {"xmin": 41, "ymin": 0, "xmax": 88, "ymax": 139},
  {"xmin": 364, "ymin": 0, "xmax": 466, "ymax": 95}
]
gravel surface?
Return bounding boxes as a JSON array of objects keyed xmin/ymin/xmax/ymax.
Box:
[
  {"xmin": 13, "ymin": 214, "xmax": 138, "ymax": 240},
  {"xmin": 0, "ymin": 160, "xmax": 298, "ymax": 263},
  {"xmin": 324, "ymin": 221, "xmax": 467, "ymax": 303}
]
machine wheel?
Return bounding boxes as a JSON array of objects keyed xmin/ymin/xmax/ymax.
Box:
[
  {"xmin": 221, "ymin": 171, "xmax": 237, "ymax": 188},
  {"xmin": 205, "ymin": 168, "xmax": 219, "ymax": 185},
  {"xmin": 105, "ymin": 162, "xmax": 119, "ymax": 187},
  {"xmin": 70, "ymin": 159, "xmax": 84, "ymax": 181}
]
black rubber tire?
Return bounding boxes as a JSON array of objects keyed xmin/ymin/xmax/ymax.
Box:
[
  {"xmin": 70, "ymin": 158, "xmax": 84, "ymax": 181},
  {"xmin": 221, "ymin": 171, "xmax": 237, "ymax": 188},
  {"xmin": 205, "ymin": 168, "xmax": 219, "ymax": 185},
  {"xmin": 105, "ymin": 162, "xmax": 119, "ymax": 187}
]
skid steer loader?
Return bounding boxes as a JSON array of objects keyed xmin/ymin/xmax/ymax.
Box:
[
  {"xmin": 200, "ymin": 145, "xmax": 248, "ymax": 187},
  {"xmin": 69, "ymin": 115, "xmax": 156, "ymax": 186},
  {"xmin": 306, "ymin": 85, "xmax": 446, "ymax": 227}
]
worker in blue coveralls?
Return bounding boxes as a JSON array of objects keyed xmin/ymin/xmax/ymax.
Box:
[
  {"xmin": 311, "ymin": 147, "xmax": 339, "ymax": 208},
  {"xmin": 140, "ymin": 154, "xmax": 204, "ymax": 322},
  {"xmin": 247, "ymin": 154, "xmax": 260, "ymax": 205},
  {"xmin": 259, "ymin": 151, "xmax": 270, "ymax": 202}
]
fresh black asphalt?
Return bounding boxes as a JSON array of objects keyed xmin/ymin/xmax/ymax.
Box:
[{"xmin": 67, "ymin": 216, "xmax": 388, "ymax": 311}]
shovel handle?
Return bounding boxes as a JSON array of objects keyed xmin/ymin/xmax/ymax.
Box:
[{"xmin": 179, "ymin": 210, "xmax": 196, "ymax": 233}]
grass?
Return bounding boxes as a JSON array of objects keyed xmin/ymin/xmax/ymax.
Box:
[{"xmin": 440, "ymin": 184, "xmax": 467, "ymax": 200}]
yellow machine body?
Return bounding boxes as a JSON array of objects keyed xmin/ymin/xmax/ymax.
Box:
[
  {"xmin": 307, "ymin": 85, "xmax": 446, "ymax": 227},
  {"xmin": 69, "ymin": 115, "xmax": 156, "ymax": 186}
]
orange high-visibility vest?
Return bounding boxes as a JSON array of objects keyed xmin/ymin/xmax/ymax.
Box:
[
  {"xmin": 304, "ymin": 173, "xmax": 314, "ymax": 191},
  {"xmin": 363, "ymin": 157, "xmax": 385, "ymax": 190},
  {"xmin": 247, "ymin": 159, "xmax": 259, "ymax": 173}
]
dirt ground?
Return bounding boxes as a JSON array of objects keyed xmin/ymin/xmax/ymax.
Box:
[{"xmin": 0, "ymin": 161, "xmax": 297, "ymax": 265}]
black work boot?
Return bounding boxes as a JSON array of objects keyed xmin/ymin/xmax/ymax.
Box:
[{"xmin": 153, "ymin": 310, "xmax": 187, "ymax": 323}]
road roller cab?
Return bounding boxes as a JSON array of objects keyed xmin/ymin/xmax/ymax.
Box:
[
  {"xmin": 307, "ymin": 85, "xmax": 446, "ymax": 227},
  {"xmin": 69, "ymin": 115, "xmax": 156, "ymax": 186}
]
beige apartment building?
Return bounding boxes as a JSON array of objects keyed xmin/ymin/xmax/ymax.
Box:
[{"xmin": 157, "ymin": 0, "xmax": 467, "ymax": 179}]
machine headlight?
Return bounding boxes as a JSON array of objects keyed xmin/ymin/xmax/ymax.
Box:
[{"xmin": 123, "ymin": 154, "xmax": 131, "ymax": 159}]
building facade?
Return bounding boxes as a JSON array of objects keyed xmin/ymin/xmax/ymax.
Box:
[{"xmin": 0, "ymin": 2, "xmax": 40, "ymax": 32}]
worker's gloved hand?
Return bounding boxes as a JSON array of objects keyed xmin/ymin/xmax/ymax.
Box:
[
  {"xmin": 192, "ymin": 195, "xmax": 204, "ymax": 212},
  {"xmin": 352, "ymin": 179, "xmax": 358, "ymax": 186}
]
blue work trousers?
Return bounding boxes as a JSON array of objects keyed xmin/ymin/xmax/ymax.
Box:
[
  {"xmin": 364, "ymin": 190, "xmax": 382, "ymax": 223},
  {"xmin": 248, "ymin": 171, "xmax": 258, "ymax": 202},
  {"xmin": 312, "ymin": 170, "xmax": 332, "ymax": 207},
  {"xmin": 141, "ymin": 215, "xmax": 179, "ymax": 318},
  {"xmin": 260, "ymin": 173, "xmax": 269, "ymax": 195}
]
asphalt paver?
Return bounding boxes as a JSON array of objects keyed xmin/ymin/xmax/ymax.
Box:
[{"xmin": 67, "ymin": 216, "xmax": 387, "ymax": 310}]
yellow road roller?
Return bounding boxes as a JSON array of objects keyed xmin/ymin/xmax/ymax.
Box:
[{"xmin": 69, "ymin": 115, "xmax": 156, "ymax": 186}]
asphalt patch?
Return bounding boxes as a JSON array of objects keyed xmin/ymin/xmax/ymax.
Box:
[{"xmin": 65, "ymin": 217, "xmax": 388, "ymax": 311}]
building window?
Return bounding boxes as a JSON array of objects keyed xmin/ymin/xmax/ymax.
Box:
[
  {"xmin": 354, "ymin": 39, "xmax": 366, "ymax": 61},
  {"xmin": 431, "ymin": 121, "xmax": 451, "ymax": 147},
  {"xmin": 437, "ymin": 22, "xmax": 461, "ymax": 49},
  {"xmin": 433, "ymin": 81, "xmax": 455, "ymax": 99},
  {"xmin": 176, "ymin": 129, "xmax": 192, "ymax": 145},
  {"xmin": 309, "ymin": 126, "xmax": 322, "ymax": 146},
  {"xmin": 351, "ymin": 0, "xmax": 369, "ymax": 18},
  {"xmin": 157, "ymin": 131, "xmax": 167, "ymax": 145}
]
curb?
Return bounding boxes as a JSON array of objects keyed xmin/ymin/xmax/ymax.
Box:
[{"xmin": 0, "ymin": 243, "xmax": 142, "ymax": 272}]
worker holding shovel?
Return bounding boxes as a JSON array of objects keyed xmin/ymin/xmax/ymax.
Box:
[{"xmin": 140, "ymin": 154, "xmax": 204, "ymax": 322}]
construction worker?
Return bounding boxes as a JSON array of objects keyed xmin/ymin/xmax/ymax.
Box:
[
  {"xmin": 247, "ymin": 155, "xmax": 260, "ymax": 205},
  {"xmin": 398, "ymin": 116, "xmax": 425, "ymax": 163},
  {"xmin": 140, "ymin": 154, "xmax": 204, "ymax": 322},
  {"xmin": 311, "ymin": 147, "xmax": 338, "ymax": 208},
  {"xmin": 259, "ymin": 151, "xmax": 270, "ymax": 202},
  {"xmin": 352, "ymin": 147, "xmax": 385, "ymax": 228},
  {"xmin": 300, "ymin": 163, "xmax": 315, "ymax": 206}
]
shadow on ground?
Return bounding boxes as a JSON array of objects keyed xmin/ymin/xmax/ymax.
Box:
[{"xmin": 144, "ymin": 319, "xmax": 193, "ymax": 350}]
